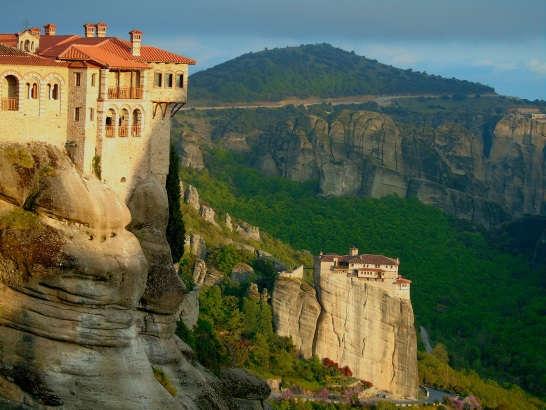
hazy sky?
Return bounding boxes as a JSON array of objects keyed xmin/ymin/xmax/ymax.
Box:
[{"xmin": 2, "ymin": 0, "xmax": 545, "ymax": 99}]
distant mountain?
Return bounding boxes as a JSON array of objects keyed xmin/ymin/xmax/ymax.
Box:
[{"xmin": 189, "ymin": 44, "xmax": 495, "ymax": 105}]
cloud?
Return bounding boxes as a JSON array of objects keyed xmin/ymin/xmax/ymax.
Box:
[{"xmin": 527, "ymin": 59, "xmax": 546, "ymax": 76}]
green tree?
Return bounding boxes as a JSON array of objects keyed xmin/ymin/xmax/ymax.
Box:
[{"xmin": 165, "ymin": 143, "xmax": 185, "ymax": 261}]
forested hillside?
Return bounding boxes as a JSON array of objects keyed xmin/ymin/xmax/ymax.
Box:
[
  {"xmin": 189, "ymin": 44, "xmax": 494, "ymax": 105},
  {"xmin": 179, "ymin": 149, "xmax": 546, "ymax": 400}
]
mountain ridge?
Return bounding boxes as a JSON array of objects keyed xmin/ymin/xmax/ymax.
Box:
[{"xmin": 189, "ymin": 44, "xmax": 495, "ymax": 105}]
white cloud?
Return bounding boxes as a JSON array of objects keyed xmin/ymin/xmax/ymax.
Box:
[{"xmin": 527, "ymin": 59, "xmax": 546, "ymax": 76}]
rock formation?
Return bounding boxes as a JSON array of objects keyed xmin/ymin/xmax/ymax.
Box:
[
  {"xmin": 271, "ymin": 278, "xmax": 321, "ymax": 358},
  {"xmin": 0, "ymin": 142, "xmax": 269, "ymax": 409},
  {"xmin": 179, "ymin": 109, "xmax": 546, "ymax": 227},
  {"xmin": 199, "ymin": 204, "xmax": 218, "ymax": 225},
  {"xmin": 272, "ymin": 267, "xmax": 418, "ymax": 398}
]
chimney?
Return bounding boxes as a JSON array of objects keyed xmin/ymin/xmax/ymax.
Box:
[
  {"xmin": 29, "ymin": 27, "xmax": 41, "ymax": 37},
  {"xmin": 84, "ymin": 23, "xmax": 96, "ymax": 38},
  {"xmin": 44, "ymin": 23, "xmax": 57, "ymax": 36},
  {"xmin": 350, "ymin": 246, "xmax": 359, "ymax": 256},
  {"xmin": 96, "ymin": 22, "xmax": 108, "ymax": 38},
  {"xmin": 129, "ymin": 29, "xmax": 142, "ymax": 56}
]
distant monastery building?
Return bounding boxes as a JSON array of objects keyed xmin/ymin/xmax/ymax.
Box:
[
  {"xmin": 316, "ymin": 247, "xmax": 411, "ymax": 299},
  {"xmin": 0, "ymin": 23, "xmax": 195, "ymax": 200}
]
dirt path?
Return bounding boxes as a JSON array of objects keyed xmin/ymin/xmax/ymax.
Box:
[{"xmin": 184, "ymin": 94, "xmax": 445, "ymax": 111}]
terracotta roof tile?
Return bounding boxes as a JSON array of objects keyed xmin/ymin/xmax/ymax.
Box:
[
  {"xmin": 0, "ymin": 45, "xmax": 27, "ymax": 56},
  {"xmin": 0, "ymin": 34, "xmax": 17, "ymax": 47},
  {"xmin": 321, "ymin": 253, "xmax": 399, "ymax": 265},
  {"xmin": 138, "ymin": 45, "xmax": 196, "ymax": 65},
  {"xmin": 0, "ymin": 47, "xmax": 68, "ymax": 67},
  {"xmin": 0, "ymin": 30, "xmax": 195, "ymax": 69}
]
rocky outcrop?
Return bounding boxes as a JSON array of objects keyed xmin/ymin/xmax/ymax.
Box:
[
  {"xmin": 272, "ymin": 278, "xmax": 321, "ymax": 358},
  {"xmin": 272, "ymin": 273, "xmax": 418, "ymax": 399},
  {"xmin": 236, "ymin": 222, "xmax": 260, "ymax": 242},
  {"xmin": 200, "ymin": 204, "xmax": 218, "ymax": 225},
  {"xmin": 313, "ymin": 273, "xmax": 418, "ymax": 399},
  {"xmin": 0, "ymin": 142, "xmax": 269, "ymax": 409},
  {"xmin": 179, "ymin": 109, "xmax": 546, "ymax": 227},
  {"xmin": 184, "ymin": 184, "xmax": 201, "ymax": 211}
]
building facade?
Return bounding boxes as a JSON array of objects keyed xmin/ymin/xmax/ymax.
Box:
[
  {"xmin": 316, "ymin": 247, "xmax": 411, "ymax": 299},
  {"xmin": 0, "ymin": 23, "xmax": 195, "ymax": 200}
]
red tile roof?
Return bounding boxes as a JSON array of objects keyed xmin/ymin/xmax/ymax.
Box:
[
  {"xmin": 394, "ymin": 276, "xmax": 412, "ymax": 284},
  {"xmin": 0, "ymin": 34, "xmax": 17, "ymax": 47},
  {"xmin": 0, "ymin": 29, "xmax": 195, "ymax": 69},
  {"xmin": 321, "ymin": 253, "xmax": 399, "ymax": 265},
  {"xmin": 138, "ymin": 45, "xmax": 196, "ymax": 65},
  {"xmin": 0, "ymin": 45, "xmax": 68, "ymax": 67}
]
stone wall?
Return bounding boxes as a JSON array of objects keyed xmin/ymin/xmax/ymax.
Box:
[{"xmin": 0, "ymin": 65, "xmax": 68, "ymax": 148}]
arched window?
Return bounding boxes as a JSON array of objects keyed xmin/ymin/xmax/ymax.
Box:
[
  {"xmin": 177, "ymin": 74, "xmax": 184, "ymax": 88},
  {"xmin": 91, "ymin": 73, "xmax": 97, "ymax": 87},
  {"xmin": 1, "ymin": 75, "xmax": 19, "ymax": 111},
  {"xmin": 132, "ymin": 109, "xmax": 142, "ymax": 136},
  {"xmin": 105, "ymin": 109, "xmax": 116, "ymax": 137},
  {"xmin": 31, "ymin": 83, "xmax": 38, "ymax": 99},
  {"xmin": 166, "ymin": 73, "xmax": 173, "ymax": 88},
  {"xmin": 47, "ymin": 84, "xmax": 52, "ymax": 99},
  {"xmin": 119, "ymin": 108, "xmax": 129, "ymax": 137},
  {"xmin": 24, "ymin": 40, "xmax": 30, "ymax": 52},
  {"xmin": 52, "ymin": 84, "xmax": 59, "ymax": 100}
]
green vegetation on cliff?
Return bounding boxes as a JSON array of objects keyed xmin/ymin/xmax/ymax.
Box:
[
  {"xmin": 179, "ymin": 149, "xmax": 546, "ymax": 400},
  {"xmin": 189, "ymin": 44, "xmax": 494, "ymax": 105}
]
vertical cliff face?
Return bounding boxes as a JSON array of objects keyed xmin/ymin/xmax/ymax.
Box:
[
  {"xmin": 179, "ymin": 109, "xmax": 546, "ymax": 227},
  {"xmin": 314, "ymin": 274, "xmax": 418, "ymax": 399},
  {"xmin": 271, "ymin": 278, "xmax": 321, "ymax": 358},
  {"xmin": 272, "ymin": 271, "xmax": 418, "ymax": 399}
]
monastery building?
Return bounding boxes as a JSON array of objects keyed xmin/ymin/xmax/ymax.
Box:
[{"xmin": 0, "ymin": 23, "xmax": 195, "ymax": 200}]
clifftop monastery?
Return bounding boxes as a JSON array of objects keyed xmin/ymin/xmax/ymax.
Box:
[
  {"xmin": 316, "ymin": 247, "xmax": 411, "ymax": 299},
  {"xmin": 0, "ymin": 23, "xmax": 195, "ymax": 200}
]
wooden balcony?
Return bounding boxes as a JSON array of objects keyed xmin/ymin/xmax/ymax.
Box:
[
  {"xmin": 131, "ymin": 125, "xmax": 142, "ymax": 137},
  {"xmin": 1, "ymin": 98, "xmax": 18, "ymax": 111},
  {"xmin": 108, "ymin": 87, "xmax": 143, "ymax": 99},
  {"xmin": 105, "ymin": 125, "xmax": 115, "ymax": 137}
]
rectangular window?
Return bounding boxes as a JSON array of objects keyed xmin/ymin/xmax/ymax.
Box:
[
  {"xmin": 154, "ymin": 72, "xmax": 162, "ymax": 87},
  {"xmin": 74, "ymin": 72, "xmax": 81, "ymax": 87},
  {"xmin": 89, "ymin": 108, "xmax": 94, "ymax": 121},
  {"xmin": 177, "ymin": 74, "xmax": 184, "ymax": 88},
  {"xmin": 167, "ymin": 74, "xmax": 173, "ymax": 88},
  {"xmin": 91, "ymin": 73, "xmax": 96, "ymax": 87},
  {"xmin": 74, "ymin": 107, "xmax": 81, "ymax": 122}
]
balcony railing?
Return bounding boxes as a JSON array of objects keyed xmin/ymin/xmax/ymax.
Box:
[
  {"xmin": 108, "ymin": 87, "xmax": 143, "ymax": 99},
  {"xmin": 105, "ymin": 125, "xmax": 115, "ymax": 137},
  {"xmin": 119, "ymin": 125, "xmax": 129, "ymax": 137},
  {"xmin": 1, "ymin": 98, "xmax": 18, "ymax": 111},
  {"xmin": 131, "ymin": 125, "xmax": 142, "ymax": 137}
]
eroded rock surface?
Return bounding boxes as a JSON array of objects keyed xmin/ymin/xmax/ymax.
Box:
[
  {"xmin": 271, "ymin": 273, "xmax": 418, "ymax": 399},
  {"xmin": 272, "ymin": 278, "xmax": 320, "ymax": 358},
  {"xmin": 179, "ymin": 110, "xmax": 546, "ymax": 227},
  {"xmin": 0, "ymin": 143, "xmax": 269, "ymax": 409}
]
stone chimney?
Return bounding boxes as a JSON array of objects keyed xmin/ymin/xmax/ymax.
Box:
[
  {"xmin": 129, "ymin": 29, "xmax": 142, "ymax": 56},
  {"xmin": 350, "ymin": 246, "xmax": 359, "ymax": 256},
  {"xmin": 96, "ymin": 22, "xmax": 108, "ymax": 38},
  {"xmin": 84, "ymin": 23, "xmax": 96, "ymax": 38},
  {"xmin": 43, "ymin": 23, "xmax": 57, "ymax": 36}
]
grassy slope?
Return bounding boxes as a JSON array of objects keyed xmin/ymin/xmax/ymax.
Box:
[
  {"xmin": 180, "ymin": 149, "xmax": 546, "ymax": 399},
  {"xmin": 189, "ymin": 44, "xmax": 494, "ymax": 105}
]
